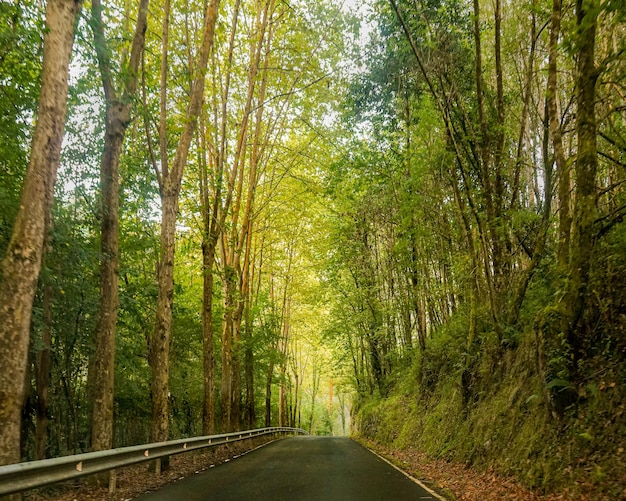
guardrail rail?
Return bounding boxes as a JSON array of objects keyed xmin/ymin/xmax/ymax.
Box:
[{"xmin": 0, "ymin": 426, "xmax": 307, "ymax": 496}]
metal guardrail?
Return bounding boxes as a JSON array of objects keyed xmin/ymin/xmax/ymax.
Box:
[{"xmin": 0, "ymin": 426, "xmax": 307, "ymax": 496}]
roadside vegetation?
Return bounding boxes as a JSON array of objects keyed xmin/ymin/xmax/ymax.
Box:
[
  {"xmin": 0, "ymin": 0, "xmax": 624, "ymax": 499},
  {"xmin": 334, "ymin": 1, "xmax": 626, "ymax": 498}
]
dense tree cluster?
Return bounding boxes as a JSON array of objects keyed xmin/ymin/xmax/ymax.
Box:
[
  {"xmin": 0, "ymin": 0, "xmax": 624, "ymax": 495},
  {"xmin": 330, "ymin": 0, "xmax": 625, "ymax": 404},
  {"xmin": 327, "ymin": 0, "xmax": 625, "ymax": 494},
  {"xmin": 0, "ymin": 0, "xmax": 352, "ymax": 467}
]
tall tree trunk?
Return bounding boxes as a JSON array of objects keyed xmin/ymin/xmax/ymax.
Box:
[
  {"xmin": 218, "ymin": 0, "xmax": 272, "ymax": 432},
  {"xmin": 278, "ymin": 371, "xmax": 287, "ymax": 427},
  {"xmin": 150, "ymin": 184, "xmax": 177, "ymax": 448},
  {"xmin": 244, "ymin": 298, "xmax": 255, "ymax": 428},
  {"xmin": 149, "ymin": 0, "xmax": 220, "ymax": 464},
  {"xmin": 201, "ymin": 236, "xmax": 217, "ymax": 434},
  {"xmin": 563, "ymin": 0, "xmax": 599, "ymax": 360},
  {"xmin": 237, "ymin": 218, "xmax": 255, "ymax": 430},
  {"xmin": 470, "ymin": 0, "xmax": 503, "ymax": 336},
  {"xmin": 198, "ymin": 0, "xmax": 242, "ymax": 435},
  {"xmin": 278, "ymin": 300, "xmax": 290, "ymax": 427},
  {"xmin": 410, "ymin": 238, "xmax": 425, "ymax": 351},
  {"xmin": 89, "ymin": 0, "xmax": 150, "ymax": 454},
  {"xmin": 547, "ymin": 0, "xmax": 571, "ymax": 269},
  {"xmin": 308, "ymin": 362, "xmax": 320, "ymax": 434},
  {"xmin": 219, "ymin": 262, "xmax": 236, "ymax": 431},
  {"xmin": 0, "ymin": 0, "xmax": 81, "ymax": 467},
  {"xmin": 230, "ymin": 288, "xmax": 243, "ymax": 431},
  {"xmin": 35, "ymin": 279, "xmax": 53, "ymax": 460},
  {"xmin": 265, "ymin": 359, "xmax": 274, "ymax": 427}
]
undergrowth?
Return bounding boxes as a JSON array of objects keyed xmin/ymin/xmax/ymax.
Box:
[{"xmin": 354, "ymin": 255, "xmax": 626, "ymax": 499}]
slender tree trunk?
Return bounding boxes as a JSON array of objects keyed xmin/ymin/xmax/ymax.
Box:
[
  {"xmin": 0, "ymin": 0, "xmax": 81, "ymax": 467},
  {"xmin": 308, "ymin": 363, "xmax": 319, "ymax": 434},
  {"xmin": 410, "ymin": 239, "xmax": 425, "ymax": 351},
  {"xmin": 278, "ymin": 371, "xmax": 287, "ymax": 427},
  {"xmin": 89, "ymin": 0, "xmax": 149, "ymax": 455},
  {"xmin": 278, "ymin": 302, "xmax": 290, "ymax": 427},
  {"xmin": 201, "ymin": 238, "xmax": 217, "ymax": 434},
  {"xmin": 265, "ymin": 359, "xmax": 274, "ymax": 427},
  {"xmin": 240, "ymin": 220, "xmax": 255, "ymax": 429},
  {"xmin": 244, "ymin": 301, "xmax": 255, "ymax": 428},
  {"xmin": 90, "ymin": 117, "xmax": 123, "ymax": 452},
  {"xmin": 149, "ymin": 0, "xmax": 220, "ymax": 457},
  {"xmin": 199, "ymin": 0, "xmax": 241, "ymax": 434},
  {"xmin": 563, "ymin": 0, "xmax": 599, "ymax": 358},
  {"xmin": 218, "ymin": 0, "xmax": 272, "ymax": 432},
  {"xmin": 230, "ymin": 295, "xmax": 242, "ymax": 431},
  {"xmin": 35, "ymin": 280, "xmax": 53, "ymax": 460},
  {"xmin": 220, "ymin": 262, "xmax": 236, "ymax": 431},
  {"xmin": 547, "ymin": 0, "xmax": 571, "ymax": 269},
  {"xmin": 150, "ymin": 184, "xmax": 178, "ymax": 448}
]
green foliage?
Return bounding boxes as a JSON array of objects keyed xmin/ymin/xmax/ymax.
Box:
[
  {"xmin": 0, "ymin": 0, "xmax": 43, "ymax": 259},
  {"xmin": 356, "ymin": 303, "xmax": 626, "ymax": 496},
  {"xmin": 4, "ymin": 6, "xmax": 624, "ymax": 500}
]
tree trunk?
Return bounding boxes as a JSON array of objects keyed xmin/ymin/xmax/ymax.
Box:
[
  {"xmin": 0, "ymin": 0, "xmax": 81, "ymax": 467},
  {"xmin": 35, "ymin": 281, "xmax": 53, "ymax": 460},
  {"xmin": 244, "ymin": 318, "xmax": 255, "ymax": 428},
  {"xmin": 278, "ymin": 300, "xmax": 290, "ymax": 427},
  {"xmin": 201, "ymin": 237, "xmax": 216, "ymax": 434},
  {"xmin": 149, "ymin": 0, "xmax": 220, "ymax": 456},
  {"xmin": 150, "ymin": 184, "xmax": 177, "ymax": 446},
  {"xmin": 265, "ymin": 360, "xmax": 274, "ymax": 427},
  {"xmin": 547, "ymin": 0, "xmax": 571, "ymax": 269},
  {"xmin": 563, "ymin": 0, "xmax": 599, "ymax": 359},
  {"xmin": 89, "ymin": 0, "xmax": 149, "ymax": 454},
  {"xmin": 240, "ymin": 222, "xmax": 256, "ymax": 430},
  {"xmin": 90, "ymin": 116, "xmax": 123, "ymax": 452},
  {"xmin": 278, "ymin": 372, "xmax": 287, "ymax": 427},
  {"xmin": 220, "ymin": 263, "xmax": 236, "ymax": 431},
  {"xmin": 231, "ymin": 284, "xmax": 243, "ymax": 431}
]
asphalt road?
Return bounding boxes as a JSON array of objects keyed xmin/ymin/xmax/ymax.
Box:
[{"xmin": 135, "ymin": 436, "xmax": 442, "ymax": 500}]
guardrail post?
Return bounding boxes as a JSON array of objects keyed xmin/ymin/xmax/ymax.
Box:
[{"xmin": 108, "ymin": 470, "xmax": 117, "ymax": 496}]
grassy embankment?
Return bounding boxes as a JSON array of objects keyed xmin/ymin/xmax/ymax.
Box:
[{"xmin": 355, "ymin": 237, "xmax": 626, "ymax": 498}]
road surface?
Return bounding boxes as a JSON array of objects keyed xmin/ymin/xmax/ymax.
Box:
[{"xmin": 135, "ymin": 436, "xmax": 443, "ymax": 500}]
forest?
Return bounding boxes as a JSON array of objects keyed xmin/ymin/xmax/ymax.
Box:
[{"xmin": 0, "ymin": 0, "xmax": 624, "ymax": 498}]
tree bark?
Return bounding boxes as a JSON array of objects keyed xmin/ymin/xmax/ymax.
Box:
[
  {"xmin": 244, "ymin": 297, "xmax": 255, "ymax": 428},
  {"xmin": 278, "ymin": 299, "xmax": 290, "ymax": 427},
  {"xmin": 198, "ymin": 0, "xmax": 243, "ymax": 435},
  {"xmin": 217, "ymin": 0, "xmax": 272, "ymax": 432},
  {"xmin": 35, "ymin": 280, "xmax": 53, "ymax": 460},
  {"xmin": 201, "ymin": 235, "xmax": 217, "ymax": 434},
  {"xmin": 89, "ymin": 0, "xmax": 150, "ymax": 453},
  {"xmin": 563, "ymin": 0, "xmax": 599, "ymax": 358},
  {"xmin": 547, "ymin": 0, "xmax": 571, "ymax": 269},
  {"xmin": 265, "ymin": 359, "xmax": 274, "ymax": 427},
  {"xmin": 0, "ymin": 0, "xmax": 81, "ymax": 467},
  {"xmin": 219, "ymin": 262, "xmax": 236, "ymax": 431},
  {"xmin": 149, "ymin": 0, "xmax": 220, "ymax": 453}
]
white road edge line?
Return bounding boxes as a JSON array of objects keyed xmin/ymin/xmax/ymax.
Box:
[{"xmin": 364, "ymin": 447, "xmax": 448, "ymax": 501}]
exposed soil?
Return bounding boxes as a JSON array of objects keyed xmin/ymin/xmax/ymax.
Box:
[{"xmin": 23, "ymin": 436, "xmax": 275, "ymax": 501}]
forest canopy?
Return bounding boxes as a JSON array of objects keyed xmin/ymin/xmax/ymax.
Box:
[{"xmin": 0, "ymin": 0, "xmax": 624, "ymax": 497}]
